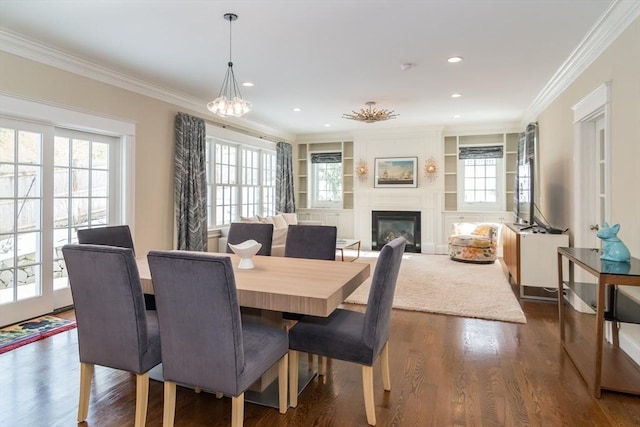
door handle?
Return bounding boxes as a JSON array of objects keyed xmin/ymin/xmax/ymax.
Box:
[{"xmin": 590, "ymin": 224, "xmax": 600, "ymax": 231}]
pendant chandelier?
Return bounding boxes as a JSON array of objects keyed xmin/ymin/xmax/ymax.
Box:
[
  {"xmin": 342, "ymin": 101, "xmax": 398, "ymax": 123},
  {"xmin": 207, "ymin": 13, "xmax": 252, "ymax": 118}
]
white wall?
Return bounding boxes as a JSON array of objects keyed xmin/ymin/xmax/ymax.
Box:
[{"xmin": 351, "ymin": 127, "xmax": 443, "ymax": 252}]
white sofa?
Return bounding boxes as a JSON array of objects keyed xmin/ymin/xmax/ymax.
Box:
[{"xmin": 218, "ymin": 213, "xmax": 322, "ymax": 256}]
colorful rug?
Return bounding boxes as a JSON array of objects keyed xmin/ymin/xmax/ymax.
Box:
[{"xmin": 0, "ymin": 315, "xmax": 77, "ymax": 354}]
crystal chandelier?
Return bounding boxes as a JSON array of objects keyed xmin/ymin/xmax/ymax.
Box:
[
  {"xmin": 342, "ymin": 101, "xmax": 398, "ymax": 123},
  {"xmin": 207, "ymin": 13, "xmax": 252, "ymax": 118}
]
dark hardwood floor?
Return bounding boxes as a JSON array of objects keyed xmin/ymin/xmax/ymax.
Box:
[{"xmin": 1, "ymin": 298, "xmax": 639, "ymax": 426}]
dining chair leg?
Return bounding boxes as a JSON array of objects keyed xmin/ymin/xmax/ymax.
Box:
[
  {"xmin": 319, "ymin": 356, "xmax": 328, "ymax": 376},
  {"xmin": 381, "ymin": 341, "xmax": 391, "ymax": 391},
  {"xmin": 163, "ymin": 381, "xmax": 176, "ymax": 427},
  {"xmin": 278, "ymin": 353, "xmax": 289, "ymax": 414},
  {"xmin": 231, "ymin": 393, "xmax": 244, "ymax": 427},
  {"xmin": 308, "ymin": 353, "xmax": 316, "ymax": 372},
  {"xmin": 134, "ymin": 373, "xmax": 150, "ymax": 427},
  {"xmin": 362, "ymin": 365, "xmax": 376, "ymax": 426},
  {"xmin": 77, "ymin": 362, "xmax": 94, "ymax": 422},
  {"xmin": 289, "ymin": 350, "xmax": 299, "ymax": 408}
]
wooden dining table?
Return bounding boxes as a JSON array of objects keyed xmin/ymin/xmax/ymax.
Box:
[
  {"xmin": 136, "ymin": 252, "xmax": 370, "ymax": 317},
  {"xmin": 136, "ymin": 252, "xmax": 371, "ymax": 404}
]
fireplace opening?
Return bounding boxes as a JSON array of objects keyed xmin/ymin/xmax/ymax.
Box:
[{"xmin": 371, "ymin": 211, "xmax": 421, "ymax": 253}]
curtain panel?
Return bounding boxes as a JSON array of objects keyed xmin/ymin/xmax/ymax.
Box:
[
  {"xmin": 174, "ymin": 112, "xmax": 208, "ymax": 251},
  {"xmin": 276, "ymin": 141, "xmax": 296, "ymax": 213}
]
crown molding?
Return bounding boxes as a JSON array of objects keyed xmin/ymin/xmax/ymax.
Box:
[
  {"xmin": 0, "ymin": 28, "xmax": 295, "ymax": 142},
  {"xmin": 524, "ymin": 0, "xmax": 640, "ymax": 124}
]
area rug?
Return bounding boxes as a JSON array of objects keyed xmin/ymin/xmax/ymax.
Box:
[
  {"xmin": 345, "ymin": 252, "xmax": 526, "ymax": 324},
  {"xmin": 0, "ymin": 315, "xmax": 77, "ymax": 354}
]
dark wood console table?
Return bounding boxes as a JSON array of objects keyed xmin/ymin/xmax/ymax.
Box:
[{"xmin": 557, "ymin": 247, "xmax": 640, "ymax": 398}]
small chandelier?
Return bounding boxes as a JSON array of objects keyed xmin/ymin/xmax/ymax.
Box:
[
  {"xmin": 207, "ymin": 13, "xmax": 252, "ymax": 118},
  {"xmin": 342, "ymin": 101, "xmax": 398, "ymax": 123}
]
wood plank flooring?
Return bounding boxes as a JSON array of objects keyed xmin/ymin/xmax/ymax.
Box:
[{"xmin": 1, "ymin": 300, "xmax": 639, "ymax": 426}]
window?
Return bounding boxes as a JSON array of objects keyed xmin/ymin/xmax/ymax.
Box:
[
  {"xmin": 207, "ymin": 138, "xmax": 275, "ymax": 227},
  {"xmin": 457, "ymin": 145, "xmax": 503, "ymax": 211},
  {"xmin": 310, "ymin": 152, "xmax": 342, "ymax": 208},
  {"xmin": 1, "ymin": 120, "xmax": 123, "ymax": 303}
]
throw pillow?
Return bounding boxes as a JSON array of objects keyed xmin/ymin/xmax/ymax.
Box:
[
  {"xmin": 279, "ymin": 212, "xmax": 298, "ymax": 225},
  {"xmin": 271, "ymin": 214, "xmax": 288, "ymax": 230},
  {"xmin": 240, "ymin": 216, "xmax": 260, "ymax": 223}
]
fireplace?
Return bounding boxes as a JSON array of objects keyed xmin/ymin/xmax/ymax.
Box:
[{"xmin": 371, "ymin": 211, "xmax": 421, "ymax": 253}]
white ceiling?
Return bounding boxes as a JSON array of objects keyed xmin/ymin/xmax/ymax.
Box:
[{"xmin": 0, "ymin": 0, "xmax": 617, "ymax": 137}]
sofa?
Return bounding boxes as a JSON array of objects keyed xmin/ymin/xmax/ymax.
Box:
[
  {"xmin": 448, "ymin": 222, "xmax": 500, "ymax": 263},
  {"xmin": 218, "ymin": 213, "xmax": 322, "ymax": 256}
]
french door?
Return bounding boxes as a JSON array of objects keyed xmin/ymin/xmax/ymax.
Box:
[{"xmin": 0, "ymin": 117, "xmax": 121, "ymax": 326}]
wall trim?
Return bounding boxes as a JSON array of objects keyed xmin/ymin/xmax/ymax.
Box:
[
  {"xmin": 523, "ymin": 0, "xmax": 640, "ymax": 124},
  {"xmin": 0, "ymin": 28, "xmax": 295, "ymax": 143}
]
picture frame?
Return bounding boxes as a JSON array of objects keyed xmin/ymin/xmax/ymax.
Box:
[{"xmin": 374, "ymin": 157, "xmax": 418, "ymax": 188}]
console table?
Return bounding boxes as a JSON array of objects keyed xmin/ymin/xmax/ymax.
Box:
[{"xmin": 557, "ymin": 247, "xmax": 640, "ymax": 398}]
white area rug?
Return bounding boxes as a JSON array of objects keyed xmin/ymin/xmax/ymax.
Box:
[{"xmin": 344, "ymin": 252, "xmax": 526, "ymax": 324}]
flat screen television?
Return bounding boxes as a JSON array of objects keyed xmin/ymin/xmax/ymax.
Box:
[{"xmin": 515, "ymin": 157, "xmax": 535, "ymax": 226}]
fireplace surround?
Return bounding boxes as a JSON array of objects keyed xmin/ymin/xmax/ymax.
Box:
[{"xmin": 371, "ymin": 210, "xmax": 421, "ymax": 253}]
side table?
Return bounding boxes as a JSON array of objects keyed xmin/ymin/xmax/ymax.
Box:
[{"xmin": 557, "ymin": 247, "xmax": 640, "ymax": 398}]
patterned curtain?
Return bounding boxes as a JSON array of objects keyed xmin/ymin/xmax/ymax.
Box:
[
  {"xmin": 276, "ymin": 141, "xmax": 296, "ymax": 213},
  {"xmin": 174, "ymin": 112, "xmax": 208, "ymax": 251}
]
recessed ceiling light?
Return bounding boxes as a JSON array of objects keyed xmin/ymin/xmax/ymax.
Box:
[
  {"xmin": 453, "ymin": 114, "xmax": 461, "ymax": 119},
  {"xmin": 293, "ymin": 107, "xmax": 301, "ymax": 112},
  {"xmin": 324, "ymin": 124, "xmax": 331, "ymax": 127},
  {"xmin": 448, "ymin": 56, "xmax": 463, "ymax": 63},
  {"xmin": 451, "ymin": 93, "xmax": 462, "ymax": 98},
  {"xmin": 242, "ymin": 82, "xmax": 254, "ymax": 87}
]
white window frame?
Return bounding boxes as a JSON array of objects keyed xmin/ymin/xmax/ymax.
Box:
[
  {"xmin": 205, "ymin": 125, "xmax": 276, "ymax": 228},
  {"xmin": 310, "ymin": 151, "xmax": 343, "ymax": 209},
  {"xmin": 0, "ymin": 94, "xmax": 135, "ymax": 325},
  {"xmin": 457, "ymin": 147, "xmax": 504, "ymax": 212}
]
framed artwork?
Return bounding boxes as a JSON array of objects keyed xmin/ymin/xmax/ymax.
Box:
[{"xmin": 374, "ymin": 157, "xmax": 418, "ymax": 188}]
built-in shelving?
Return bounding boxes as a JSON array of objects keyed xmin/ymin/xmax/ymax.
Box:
[
  {"xmin": 443, "ymin": 132, "xmax": 519, "ymax": 213},
  {"xmin": 296, "ymin": 140, "xmax": 354, "ymax": 210}
]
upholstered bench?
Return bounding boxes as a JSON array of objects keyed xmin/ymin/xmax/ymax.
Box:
[{"xmin": 448, "ymin": 222, "xmax": 500, "ymax": 263}]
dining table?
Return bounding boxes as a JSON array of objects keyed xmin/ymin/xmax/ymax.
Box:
[{"xmin": 136, "ymin": 251, "xmax": 371, "ymax": 407}]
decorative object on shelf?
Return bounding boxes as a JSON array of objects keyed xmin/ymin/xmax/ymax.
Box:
[
  {"xmin": 355, "ymin": 159, "xmax": 368, "ymax": 181},
  {"xmin": 597, "ymin": 222, "xmax": 630, "ymax": 262},
  {"xmin": 423, "ymin": 156, "xmax": 438, "ymax": 182},
  {"xmin": 207, "ymin": 13, "xmax": 252, "ymax": 118},
  {"xmin": 228, "ymin": 239, "xmax": 262, "ymax": 269},
  {"xmin": 374, "ymin": 157, "xmax": 417, "ymax": 188},
  {"xmin": 342, "ymin": 101, "xmax": 398, "ymax": 123}
]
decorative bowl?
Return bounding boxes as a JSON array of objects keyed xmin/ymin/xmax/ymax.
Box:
[{"xmin": 228, "ymin": 239, "xmax": 262, "ymax": 269}]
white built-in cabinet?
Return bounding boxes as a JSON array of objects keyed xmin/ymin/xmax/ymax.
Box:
[
  {"xmin": 442, "ymin": 131, "xmax": 519, "ymax": 254},
  {"xmin": 296, "ymin": 209, "xmax": 354, "ymax": 238},
  {"xmin": 296, "ymin": 141, "xmax": 354, "ymax": 210},
  {"xmin": 443, "ymin": 132, "xmax": 518, "ymax": 212},
  {"xmin": 295, "ymin": 140, "xmax": 354, "ymax": 238}
]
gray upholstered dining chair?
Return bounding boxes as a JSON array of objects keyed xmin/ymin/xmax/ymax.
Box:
[
  {"xmin": 61, "ymin": 244, "xmax": 161, "ymax": 427},
  {"xmin": 283, "ymin": 224, "xmax": 338, "ymax": 323},
  {"xmin": 288, "ymin": 236, "xmax": 406, "ymax": 426},
  {"xmin": 225, "ymin": 222, "xmax": 274, "ymax": 256},
  {"xmin": 284, "ymin": 224, "xmax": 337, "ymax": 260},
  {"xmin": 77, "ymin": 225, "xmax": 135, "ymax": 253},
  {"xmin": 146, "ymin": 250, "xmax": 289, "ymax": 427},
  {"xmin": 77, "ymin": 225, "xmax": 156, "ymax": 310}
]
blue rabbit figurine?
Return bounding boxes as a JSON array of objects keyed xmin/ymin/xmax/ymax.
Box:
[{"xmin": 596, "ymin": 222, "xmax": 630, "ymax": 262}]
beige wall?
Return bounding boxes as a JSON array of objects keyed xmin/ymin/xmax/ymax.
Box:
[
  {"xmin": 1, "ymin": 18, "xmax": 638, "ymax": 258},
  {"xmin": 0, "ymin": 52, "xmax": 209, "ymax": 255},
  {"xmin": 536, "ymin": 17, "xmax": 640, "ymax": 257}
]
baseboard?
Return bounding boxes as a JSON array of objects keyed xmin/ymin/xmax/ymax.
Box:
[{"xmin": 619, "ymin": 325, "xmax": 640, "ymax": 366}]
